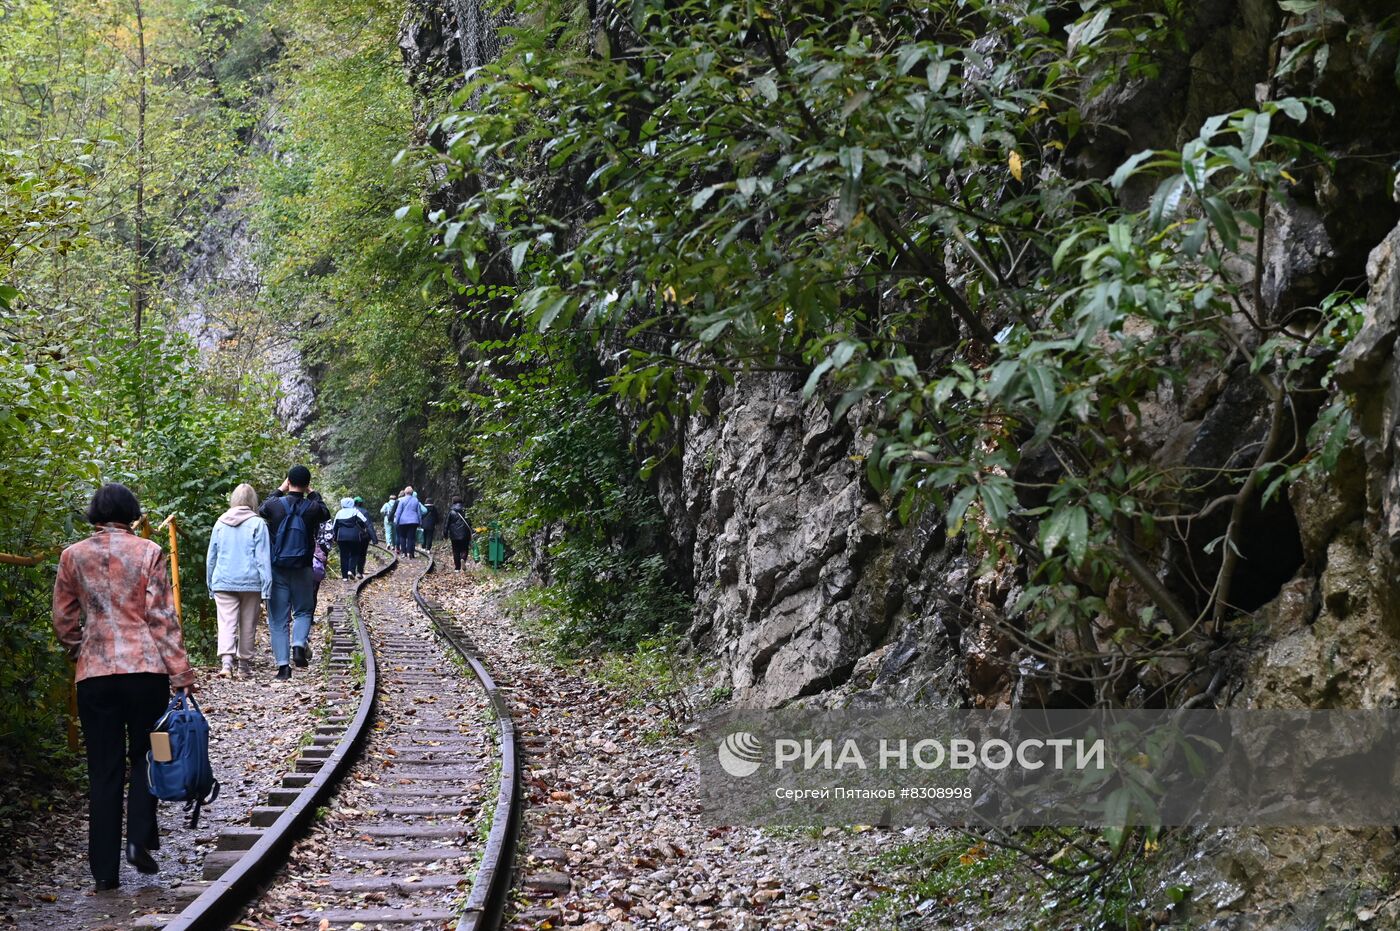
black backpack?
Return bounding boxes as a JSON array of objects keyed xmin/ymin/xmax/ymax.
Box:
[
  {"xmin": 272, "ymin": 496, "xmax": 313, "ymax": 569},
  {"xmin": 335, "ymin": 516, "xmax": 365, "ymax": 543}
]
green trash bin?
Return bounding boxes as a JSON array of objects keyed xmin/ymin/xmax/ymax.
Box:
[{"xmin": 487, "ymin": 523, "xmax": 506, "ymax": 570}]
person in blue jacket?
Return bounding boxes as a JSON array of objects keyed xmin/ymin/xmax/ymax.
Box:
[
  {"xmin": 206, "ymin": 483, "xmax": 272, "ymax": 678},
  {"xmin": 394, "ymin": 486, "xmax": 424, "ymax": 558}
]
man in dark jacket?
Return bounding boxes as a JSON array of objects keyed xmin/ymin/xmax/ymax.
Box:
[
  {"xmin": 260, "ymin": 465, "xmax": 331, "ymax": 680},
  {"xmin": 445, "ymin": 497, "xmax": 472, "ymax": 571},
  {"xmin": 421, "ymin": 500, "xmax": 440, "ymax": 552}
]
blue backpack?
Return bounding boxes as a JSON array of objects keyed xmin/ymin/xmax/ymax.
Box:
[
  {"xmin": 147, "ymin": 693, "xmax": 220, "ymax": 828},
  {"xmin": 272, "ymin": 495, "xmax": 313, "ymax": 569}
]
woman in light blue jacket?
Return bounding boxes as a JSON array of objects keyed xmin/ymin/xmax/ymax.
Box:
[
  {"xmin": 381, "ymin": 493, "xmax": 398, "ymax": 554},
  {"xmin": 207, "ymin": 483, "xmax": 273, "ymax": 678}
]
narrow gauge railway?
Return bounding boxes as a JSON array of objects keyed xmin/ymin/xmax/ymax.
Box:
[{"xmin": 119, "ymin": 547, "xmax": 520, "ymax": 931}]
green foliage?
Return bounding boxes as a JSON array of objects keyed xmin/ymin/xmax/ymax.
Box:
[
  {"xmin": 548, "ymin": 543, "xmax": 688, "ymax": 649},
  {"xmin": 413, "ymin": 0, "xmax": 1355, "ymax": 701},
  {"xmin": 0, "ymin": 311, "xmax": 297, "ymax": 748},
  {"xmin": 0, "ymin": 0, "xmax": 299, "ymax": 759},
  {"xmin": 849, "ymin": 830, "xmax": 1168, "ymax": 930},
  {"xmin": 1274, "ymin": 1, "xmax": 1400, "ymax": 90},
  {"xmin": 1, "ymin": 0, "xmax": 263, "ymax": 323},
  {"xmin": 508, "ymin": 577, "xmax": 690, "ymax": 701},
  {"xmin": 110, "ymin": 329, "xmax": 301, "ymax": 657},
  {"xmin": 249, "ymin": 0, "xmax": 449, "ymax": 495},
  {"xmin": 243, "ymin": 0, "xmax": 691, "ymax": 655},
  {"xmin": 461, "ymin": 335, "xmax": 690, "ymax": 649}
]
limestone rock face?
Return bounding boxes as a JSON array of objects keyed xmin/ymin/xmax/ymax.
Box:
[
  {"xmin": 1200, "ymin": 214, "xmax": 1400, "ymax": 929},
  {"xmin": 1237, "ymin": 220, "xmax": 1400, "ymax": 713},
  {"xmin": 665, "ymin": 374, "xmax": 967, "ymax": 707},
  {"xmin": 1338, "ymin": 223, "xmax": 1400, "ymax": 552},
  {"xmin": 398, "ymin": 0, "xmax": 501, "ymax": 92},
  {"xmin": 1176, "ymin": 827, "xmax": 1400, "ymax": 929},
  {"xmin": 175, "ymin": 197, "xmax": 319, "ymax": 441}
]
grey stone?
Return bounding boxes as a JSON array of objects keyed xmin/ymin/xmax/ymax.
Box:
[{"xmin": 524, "ymin": 870, "xmax": 572, "ymax": 895}]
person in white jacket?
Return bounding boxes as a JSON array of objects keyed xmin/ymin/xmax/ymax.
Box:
[{"xmin": 206, "ymin": 483, "xmax": 273, "ymax": 678}]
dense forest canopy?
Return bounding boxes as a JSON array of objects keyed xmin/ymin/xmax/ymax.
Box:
[{"xmin": 0, "ymin": 0, "xmax": 298, "ymax": 747}]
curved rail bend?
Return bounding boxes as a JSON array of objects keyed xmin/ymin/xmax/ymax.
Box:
[
  {"xmin": 161, "ymin": 544, "xmax": 397, "ymax": 931},
  {"xmin": 411, "ymin": 550, "xmax": 522, "ymax": 931}
]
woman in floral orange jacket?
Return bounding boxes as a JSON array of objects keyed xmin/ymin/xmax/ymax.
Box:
[{"xmin": 52, "ymin": 483, "xmax": 196, "ymax": 891}]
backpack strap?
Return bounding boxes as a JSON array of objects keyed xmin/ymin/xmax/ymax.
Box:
[{"xmin": 184, "ymin": 778, "xmax": 219, "ymax": 829}]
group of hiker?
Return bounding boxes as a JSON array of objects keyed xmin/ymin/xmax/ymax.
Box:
[
  {"xmin": 379, "ymin": 486, "xmax": 433, "ymax": 558},
  {"xmin": 206, "ymin": 472, "xmax": 481, "ymax": 679},
  {"xmin": 205, "ymin": 465, "xmax": 335, "ymax": 682},
  {"xmin": 50, "ymin": 466, "xmax": 481, "ymax": 891},
  {"xmin": 376, "ymin": 487, "xmax": 475, "ymax": 569}
]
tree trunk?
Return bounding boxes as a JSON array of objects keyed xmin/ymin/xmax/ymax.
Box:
[{"xmin": 132, "ymin": 0, "xmax": 147, "ymax": 343}]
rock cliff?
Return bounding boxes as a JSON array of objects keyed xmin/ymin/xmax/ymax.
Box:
[
  {"xmin": 175, "ymin": 196, "xmax": 320, "ymax": 439},
  {"xmin": 394, "ymin": 0, "xmax": 1400, "ymax": 707},
  {"xmin": 394, "ymin": 0, "xmax": 1400, "ymax": 924}
]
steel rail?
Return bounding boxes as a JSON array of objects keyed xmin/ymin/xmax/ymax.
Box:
[
  {"xmin": 410, "ymin": 549, "xmax": 521, "ymax": 931},
  {"xmin": 160, "ymin": 544, "xmax": 397, "ymax": 931}
]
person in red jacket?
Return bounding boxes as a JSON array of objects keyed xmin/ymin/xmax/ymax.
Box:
[{"xmin": 52, "ymin": 483, "xmax": 196, "ymax": 892}]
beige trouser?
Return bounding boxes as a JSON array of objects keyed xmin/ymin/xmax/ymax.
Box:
[{"xmin": 213, "ymin": 591, "xmax": 261, "ymax": 661}]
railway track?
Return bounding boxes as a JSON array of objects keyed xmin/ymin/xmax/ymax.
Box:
[{"xmin": 151, "ymin": 546, "xmax": 521, "ymax": 931}]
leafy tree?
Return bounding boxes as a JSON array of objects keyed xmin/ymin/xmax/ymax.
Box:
[
  {"xmin": 250, "ymin": 0, "xmax": 452, "ymax": 492},
  {"xmin": 458, "ymin": 332, "xmax": 690, "ymax": 647},
  {"xmin": 413, "ymin": 0, "xmax": 1356, "ymax": 705},
  {"xmin": 0, "ymin": 0, "xmax": 300, "ymax": 761}
]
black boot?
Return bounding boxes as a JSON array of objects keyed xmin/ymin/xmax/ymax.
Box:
[
  {"xmin": 276, "ymin": 664, "xmax": 292, "ymax": 680},
  {"xmin": 292, "ymin": 644, "xmax": 310, "ymax": 668},
  {"xmin": 94, "ymin": 877, "xmax": 120, "ymax": 892},
  {"xmin": 125, "ymin": 841, "xmax": 158, "ymax": 874}
]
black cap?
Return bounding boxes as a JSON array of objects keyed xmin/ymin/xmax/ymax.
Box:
[{"xmin": 288, "ymin": 465, "xmax": 312, "ymax": 487}]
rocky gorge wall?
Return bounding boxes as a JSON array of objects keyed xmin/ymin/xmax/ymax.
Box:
[
  {"xmin": 656, "ymin": 0, "xmax": 1400, "ymax": 722},
  {"xmin": 175, "ymin": 195, "xmax": 321, "ymax": 441},
  {"xmin": 395, "ymin": 0, "xmax": 1400, "ymax": 709},
  {"xmin": 394, "ymin": 0, "xmax": 1400, "ymax": 924}
]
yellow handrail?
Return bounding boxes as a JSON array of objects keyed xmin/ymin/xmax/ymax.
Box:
[
  {"xmin": 167, "ymin": 516, "xmax": 181, "ymax": 622},
  {"xmin": 0, "ymin": 548, "xmax": 62, "ymax": 566},
  {"xmin": 135, "ymin": 513, "xmax": 182, "ymax": 620}
]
